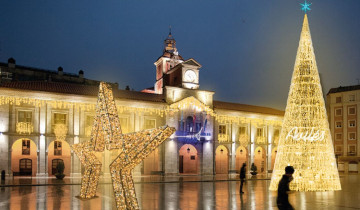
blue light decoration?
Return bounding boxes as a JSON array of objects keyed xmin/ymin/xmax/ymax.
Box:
[
  {"xmin": 174, "ymin": 112, "xmax": 212, "ymax": 143},
  {"xmin": 300, "ymin": 0, "xmax": 312, "ymax": 13}
]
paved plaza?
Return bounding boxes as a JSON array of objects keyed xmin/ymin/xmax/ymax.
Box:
[{"xmin": 0, "ymin": 174, "xmax": 359, "ymax": 210}]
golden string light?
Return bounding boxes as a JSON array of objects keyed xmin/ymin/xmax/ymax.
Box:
[
  {"xmin": 238, "ymin": 134, "xmax": 249, "ymax": 146},
  {"xmin": 54, "ymin": 124, "xmax": 68, "ymax": 141},
  {"xmin": 72, "ymin": 82, "xmax": 175, "ymax": 209},
  {"xmin": 15, "ymin": 122, "xmax": 34, "ymax": 134},
  {"xmin": 269, "ymin": 14, "xmax": 341, "ymax": 191}
]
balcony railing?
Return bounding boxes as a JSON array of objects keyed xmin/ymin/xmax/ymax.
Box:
[
  {"xmin": 238, "ymin": 134, "xmax": 249, "ymax": 146},
  {"xmin": 218, "ymin": 134, "xmax": 230, "ymax": 143},
  {"xmin": 256, "ymin": 136, "xmax": 266, "ymax": 144},
  {"xmin": 16, "ymin": 122, "xmax": 34, "ymax": 134}
]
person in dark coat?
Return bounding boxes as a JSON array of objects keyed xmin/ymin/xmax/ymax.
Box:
[
  {"xmin": 277, "ymin": 166, "xmax": 295, "ymax": 210},
  {"xmin": 240, "ymin": 163, "xmax": 246, "ymax": 193}
]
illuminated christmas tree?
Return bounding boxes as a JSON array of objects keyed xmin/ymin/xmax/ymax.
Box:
[{"xmin": 269, "ymin": 12, "xmax": 341, "ymax": 191}]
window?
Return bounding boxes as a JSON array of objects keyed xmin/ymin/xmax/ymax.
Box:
[
  {"xmin": 144, "ymin": 119, "xmax": 156, "ymax": 130},
  {"xmin": 274, "ymin": 129, "xmax": 280, "ymax": 138},
  {"xmin": 348, "ymin": 133, "xmax": 356, "ymax": 140},
  {"xmin": 335, "ymin": 146, "xmax": 342, "ymax": 154},
  {"xmin": 119, "ymin": 117, "xmax": 129, "ymax": 133},
  {"xmin": 85, "ymin": 115, "xmax": 94, "ymax": 127},
  {"xmin": 335, "ymin": 108, "xmax": 342, "ymax": 116},
  {"xmin": 336, "ymin": 97, "xmax": 342, "ymax": 103},
  {"xmin": 349, "ymin": 94, "xmax": 355, "ymax": 102},
  {"xmin": 348, "ymin": 107, "xmax": 356, "ymax": 115},
  {"xmin": 239, "ymin": 127, "xmax": 246, "ymax": 135},
  {"xmin": 335, "ymin": 122, "xmax": 342, "ymax": 128},
  {"xmin": 257, "ymin": 128, "xmax": 264, "ymax": 137},
  {"xmin": 22, "ymin": 140, "xmax": 30, "ymax": 155},
  {"xmin": 54, "ymin": 113, "xmax": 67, "ymax": 124},
  {"xmin": 84, "ymin": 115, "xmax": 94, "ymax": 137},
  {"xmin": 219, "ymin": 125, "xmax": 227, "ymax": 135},
  {"xmin": 18, "ymin": 111, "xmax": 32, "ymax": 123},
  {"xmin": 54, "ymin": 141, "xmax": 62, "ymax": 156},
  {"xmin": 348, "ymin": 145, "xmax": 356, "ymax": 156},
  {"xmin": 335, "ymin": 133, "xmax": 342, "ymax": 141},
  {"xmin": 349, "ymin": 120, "xmax": 356, "ymax": 127},
  {"xmin": 52, "ymin": 113, "xmax": 67, "ymax": 132}
]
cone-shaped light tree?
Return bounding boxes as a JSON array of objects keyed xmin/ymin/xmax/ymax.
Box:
[{"xmin": 269, "ymin": 14, "xmax": 341, "ymax": 191}]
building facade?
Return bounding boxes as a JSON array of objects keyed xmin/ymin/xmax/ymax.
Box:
[
  {"xmin": 327, "ymin": 85, "xmax": 360, "ymax": 173},
  {"xmin": 0, "ymin": 33, "xmax": 284, "ymax": 177}
]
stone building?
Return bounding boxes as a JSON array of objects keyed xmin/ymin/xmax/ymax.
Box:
[
  {"xmin": 327, "ymin": 85, "xmax": 360, "ymax": 173},
  {"xmin": 0, "ymin": 32, "xmax": 284, "ymax": 177}
]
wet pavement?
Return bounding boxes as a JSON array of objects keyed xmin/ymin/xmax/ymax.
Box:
[{"xmin": 0, "ymin": 174, "xmax": 359, "ymax": 210}]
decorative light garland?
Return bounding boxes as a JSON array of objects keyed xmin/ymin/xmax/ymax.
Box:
[
  {"xmin": 16, "ymin": 122, "xmax": 34, "ymax": 134},
  {"xmin": 238, "ymin": 134, "xmax": 249, "ymax": 146},
  {"xmin": 54, "ymin": 124, "xmax": 68, "ymax": 141},
  {"xmin": 72, "ymin": 82, "xmax": 175, "ymax": 209},
  {"xmin": 269, "ymin": 14, "xmax": 341, "ymax": 191}
]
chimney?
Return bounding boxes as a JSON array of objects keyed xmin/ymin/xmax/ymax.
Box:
[
  {"xmin": 58, "ymin": 66, "xmax": 63, "ymax": 76},
  {"xmin": 8, "ymin": 57, "xmax": 16, "ymax": 68},
  {"xmin": 79, "ymin": 70, "xmax": 84, "ymax": 79}
]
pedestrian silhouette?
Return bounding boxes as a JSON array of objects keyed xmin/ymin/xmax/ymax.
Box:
[
  {"xmin": 240, "ymin": 163, "xmax": 246, "ymax": 194},
  {"xmin": 277, "ymin": 166, "xmax": 295, "ymax": 210}
]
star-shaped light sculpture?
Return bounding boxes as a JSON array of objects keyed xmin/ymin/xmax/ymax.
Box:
[
  {"xmin": 300, "ymin": 0, "xmax": 311, "ymax": 13},
  {"xmin": 72, "ymin": 82, "xmax": 175, "ymax": 209}
]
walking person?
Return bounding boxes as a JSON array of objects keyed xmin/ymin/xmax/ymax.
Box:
[
  {"xmin": 277, "ymin": 166, "xmax": 295, "ymax": 210},
  {"xmin": 240, "ymin": 163, "xmax": 246, "ymax": 194}
]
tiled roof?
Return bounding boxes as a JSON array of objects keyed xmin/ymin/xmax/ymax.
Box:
[
  {"xmin": 327, "ymin": 85, "xmax": 360, "ymax": 95},
  {"xmin": 0, "ymin": 81, "xmax": 165, "ymax": 103},
  {"xmin": 0, "ymin": 62, "xmax": 78, "ymax": 77},
  {"xmin": 213, "ymin": 100, "xmax": 284, "ymax": 116}
]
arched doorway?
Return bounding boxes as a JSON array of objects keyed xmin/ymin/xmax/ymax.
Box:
[
  {"xmin": 271, "ymin": 147, "xmax": 278, "ymax": 171},
  {"xmin": 215, "ymin": 145, "xmax": 228, "ymax": 174},
  {"xmin": 179, "ymin": 144, "xmax": 198, "ymax": 174},
  {"xmin": 143, "ymin": 148, "xmax": 159, "ymax": 175},
  {"xmin": 48, "ymin": 140, "xmax": 71, "ymax": 176},
  {"xmin": 254, "ymin": 146, "xmax": 266, "ymax": 174},
  {"xmin": 236, "ymin": 146, "xmax": 248, "ymax": 173},
  {"xmin": 11, "ymin": 138, "xmax": 37, "ymax": 176}
]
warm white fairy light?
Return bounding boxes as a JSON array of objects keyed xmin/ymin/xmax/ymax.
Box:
[
  {"xmin": 72, "ymin": 82, "xmax": 175, "ymax": 209},
  {"xmin": 269, "ymin": 14, "xmax": 341, "ymax": 191},
  {"xmin": 54, "ymin": 124, "xmax": 68, "ymax": 141},
  {"xmin": 16, "ymin": 122, "xmax": 34, "ymax": 134}
]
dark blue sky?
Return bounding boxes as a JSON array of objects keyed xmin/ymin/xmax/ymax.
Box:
[{"xmin": 1, "ymin": 0, "xmax": 359, "ymax": 110}]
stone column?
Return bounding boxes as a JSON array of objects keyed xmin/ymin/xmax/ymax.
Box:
[
  {"xmin": 165, "ymin": 112, "xmax": 178, "ymax": 175},
  {"xmin": 38, "ymin": 105, "xmax": 47, "ymax": 176}
]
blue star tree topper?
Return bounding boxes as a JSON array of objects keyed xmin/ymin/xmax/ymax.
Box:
[{"xmin": 300, "ymin": 0, "xmax": 312, "ymax": 13}]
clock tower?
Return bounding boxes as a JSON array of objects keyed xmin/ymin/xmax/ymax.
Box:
[{"xmin": 153, "ymin": 30, "xmax": 201, "ymax": 93}]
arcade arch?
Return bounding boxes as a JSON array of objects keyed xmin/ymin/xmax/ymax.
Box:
[
  {"xmin": 236, "ymin": 146, "xmax": 248, "ymax": 173},
  {"xmin": 11, "ymin": 138, "xmax": 37, "ymax": 176},
  {"xmin": 254, "ymin": 146, "xmax": 266, "ymax": 174},
  {"xmin": 48, "ymin": 140, "xmax": 71, "ymax": 176},
  {"xmin": 179, "ymin": 144, "xmax": 198, "ymax": 174},
  {"xmin": 215, "ymin": 145, "xmax": 229, "ymax": 174}
]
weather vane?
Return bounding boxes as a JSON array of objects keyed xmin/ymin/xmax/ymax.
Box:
[{"xmin": 300, "ymin": 0, "xmax": 312, "ymax": 13}]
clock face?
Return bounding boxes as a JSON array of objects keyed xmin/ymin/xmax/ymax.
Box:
[{"xmin": 184, "ymin": 70, "xmax": 197, "ymax": 83}]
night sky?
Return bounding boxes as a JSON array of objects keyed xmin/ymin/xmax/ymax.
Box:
[{"xmin": 1, "ymin": 0, "xmax": 359, "ymax": 110}]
